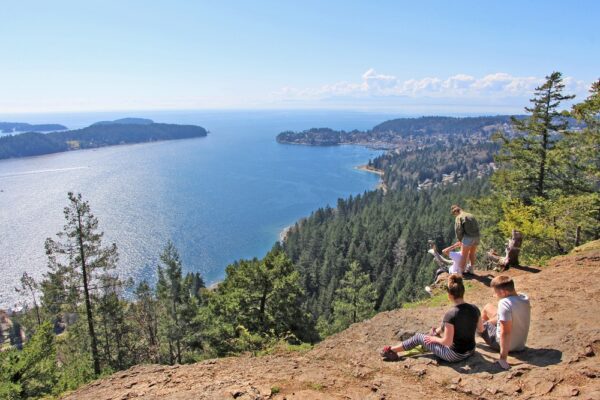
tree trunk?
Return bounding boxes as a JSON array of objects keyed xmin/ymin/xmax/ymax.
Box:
[
  {"xmin": 575, "ymin": 226, "xmax": 582, "ymax": 247},
  {"xmin": 77, "ymin": 211, "xmax": 101, "ymax": 376},
  {"xmin": 537, "ymin": 85, "xmax": 553, "ymax": 198},
  {"xmin": 259, "ymin": 277, "xmax": 269, "ymax": 330}
]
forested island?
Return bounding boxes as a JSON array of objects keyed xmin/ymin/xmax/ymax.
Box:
[
  {"xmin": 0, "ymin": 122, "xmax": 67, "ymax": 134},
  {"xmin": 276, "ymin": 115, "xmax": 518, "ymax": 149},
  {"xmin": 0, "ymin": 119, "xmax": 208, "ymax": 160}
]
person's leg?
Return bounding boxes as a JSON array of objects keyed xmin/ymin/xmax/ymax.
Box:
[
  {"xmin": 482, "ymin": 303, "xmax": 498, "ymax": 323},
  {"xmin": 468, "ymin": 245, "xmax": 478, "ymax": 270},
  {"xmin": 400, "ymin": 333, "xmax": 467, "ymax": 362},
  {"xmin": 479, "ymin": 321, "xmax": 500, "ymax": 350},
  {"xmin": 459, "ymin": 244, "xmax": 472, "ymax": 273}
]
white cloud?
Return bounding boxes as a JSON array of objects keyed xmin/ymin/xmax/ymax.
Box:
[{"xmin": 274, "ymin": 70, "xmax": 591, "ymax": 102}]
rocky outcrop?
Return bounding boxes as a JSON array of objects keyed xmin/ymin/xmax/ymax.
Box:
[
  {"xmin": 62, "ymin": 242, "xmax": 600, "ymax": 400},
  {"xmin": 0, "ymin": 311, "xmax": 26, "ymax": 350}
]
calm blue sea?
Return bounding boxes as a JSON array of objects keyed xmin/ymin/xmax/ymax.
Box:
[{"xmin": 0, "ymin": 110, "xmax": 395, "ymax": 308}]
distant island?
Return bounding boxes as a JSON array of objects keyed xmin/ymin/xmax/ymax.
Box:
[
  {"xmin": 276, "ymin": 115, "xmax": 517, "ymax": 149},
  {"xmin": 91, "ymin": 117, "xmax": 154, "ymax": 126},
  {"xmin": 0, "ymin": 122, "xmax": 67, "ymax": 134},
  {"xmin": 0, "ymin": 118, "xmax": 208, "ymax": 160}
]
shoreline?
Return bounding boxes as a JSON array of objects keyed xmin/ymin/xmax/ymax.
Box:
[
  {"xmin": 279, "ymin": 225, "xmax": 293, "ymax": 243},
  {"xmin": 355, "ymin": 164, "xmax": 384, "ymax": 176},
  {"xmin": 355, "ymin": 164, "xmax": 388, "ymax": 193}
]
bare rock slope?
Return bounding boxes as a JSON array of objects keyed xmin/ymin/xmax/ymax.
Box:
[{"xmin": 63, "ymin": 242, "xmax": 600, "ymax": 400}]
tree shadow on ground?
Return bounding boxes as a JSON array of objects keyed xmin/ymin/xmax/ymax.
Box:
[
  {"xmin": 511, "ymin": 264, "xmax": 542, "ymax": 273},
  {"xmin": 468, "ymin": 273, "xmax": 494, "ymax": 287}
]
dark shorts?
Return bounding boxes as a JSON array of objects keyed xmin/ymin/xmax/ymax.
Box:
[{"xmin": 480, "ymin": 321, "xmax": 500, "ymax": 350}]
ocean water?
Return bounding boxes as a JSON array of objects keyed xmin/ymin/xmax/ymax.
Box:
[{"xmin": 0, "ymin": 110, "xmax": 392, "ymax": 308}]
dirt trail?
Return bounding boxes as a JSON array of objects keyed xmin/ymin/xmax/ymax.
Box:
[{"xmin": 63, "ymin": 242, "xmax": 600, "ymax": 400}]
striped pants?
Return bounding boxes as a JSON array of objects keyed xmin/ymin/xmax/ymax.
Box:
[{"xmin": 401, "ymin": 333, "xmax": 472, "ymax": 363}]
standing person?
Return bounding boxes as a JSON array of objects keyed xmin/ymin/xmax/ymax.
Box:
[
  {"xmin": 381, "ymin": 275, "xmax": 481, "ymax": 363},
  {"xmin": 478, "ymin": 275, "xmax": 531, "ymax": 370},
  {"xmin": 451, "ymin": 204, "xmax": 480, "ymax": 274}
]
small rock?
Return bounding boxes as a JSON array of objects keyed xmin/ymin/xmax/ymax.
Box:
[
  {"xmin": 535, "ymin": 381, "xmax": 555, "ymax": 396},
  {"xmin": 584, "ymin": 345, "xmax": 595, "ymax": 357}
]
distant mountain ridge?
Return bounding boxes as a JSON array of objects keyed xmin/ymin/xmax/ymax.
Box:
[
  {"xmin": 0, "ymin": 118, "xmax": 208, "ymax": 160},
  {"xmin": 92, "ymin": 117, "xmax": 154, "ymax": 126},
  {"xmin": 0, "ymin": 122, "xmax": 67, "ymax": 133}
]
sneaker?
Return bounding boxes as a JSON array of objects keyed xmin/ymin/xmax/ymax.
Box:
[
  {"xmin": 425, "ymin": 286, "xmax": 433, "ymax": 295},
  {"xmin": 380, "ymin": 346, "xmax": 400, "ymax": 361}
]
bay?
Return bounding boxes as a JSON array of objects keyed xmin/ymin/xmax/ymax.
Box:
[{"xmin": 0, "ymin": 110, "xmax": 392, "ymax": 308}]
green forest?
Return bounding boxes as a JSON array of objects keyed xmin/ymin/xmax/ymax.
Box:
[
  {"xmin": 1, "ymin": 73, "xmax": 598, "ymax": 399},
  {"xmin": 0, "ymin": 121, "xmax": 208, "ymax": 160}
]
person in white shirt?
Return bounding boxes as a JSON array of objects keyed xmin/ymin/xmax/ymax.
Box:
[
  {"xmin": 428, "ymin": 241, "xmax": 473, "ymax": 276},
  {"xmin": 478, "ymin": 275, "xmax": 531, "ymax": 370}
]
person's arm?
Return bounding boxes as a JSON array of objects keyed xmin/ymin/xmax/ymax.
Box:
[
  {"xmin": 429, "ymin": 323, "xmax": 444, "ymax": 336},
  {"xmin": 425, "ymin": 323, "xmax": 454, "ymax": 347},
  {"xmin": 476, "ymin": 315, "xmax": 484, "ymax": 334},
  {"xmin": 442, "ymin": 242, "xmax": 461, "ymax": 256},
  {"xmin": 498, "ymin": 319, "xmax": 512, "ymax": 360},
  {"xmin": 497, "ymin": 322, "xmax": 512, "ymax": 369},
  {"xmin": 455, "ymin": 216, "xmax": 464, "ymax": 242}
]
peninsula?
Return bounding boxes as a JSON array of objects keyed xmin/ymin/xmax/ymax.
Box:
[
  {"xmin": 0, "ymin": 122, "xmax": 67, "ymax": 134},
  {"xmin": 0, "ymin": 118, "xmax": 208, "ymax": 160},
  {"xmin": 276, "ymin": 115, "xmax": 517, "ymax": 149}
]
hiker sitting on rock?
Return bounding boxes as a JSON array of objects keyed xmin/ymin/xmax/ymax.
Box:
[
  {"xmin": 478, "ymin": 275, "xmax": 531, "ymax": 370},
  {"xmin": 451, "ymin": 204, "xmax": 480, "ymax": 274},
  {"xmin": 381, "ymin": 275, "xmax": 481, "ymax": 363}
]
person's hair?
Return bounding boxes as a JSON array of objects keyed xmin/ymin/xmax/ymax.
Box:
[
  {"xmin": 491, "ymin": 275, "xmax": 516, "ymax": 292},
  {"xmin": 447, "ymin": 274, "xmax": 465, "ymax": 298},
  {"xmin": 450, "ymin": 204, "xmax": 461, "ymax": 214}
]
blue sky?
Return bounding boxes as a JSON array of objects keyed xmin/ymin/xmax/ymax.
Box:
[{"xmin": 1, "ymin": 0, "xmax": 598, "ymax": 114}]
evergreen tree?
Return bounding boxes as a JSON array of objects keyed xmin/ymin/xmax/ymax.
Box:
[
  {"xmin": 493, "ymin": 72, "xmax": 575, "ymax": 202},
  {"xmin": 331, "ymin": 261, "xmax": 377, "ymax": 333},
  {"xmin": 15, "ymin": 272, "xmax": 41, "ymax": 326},
  {"xmin": 132, "ymin": 281, "xmax": 160, "ymax": 362},
  {"xmin": 156, "ymin": 241, "xmax": 185, "ymax": 365},
  {"xmin": 155, "ymin": 241, "xmax": 203, "ymax": 364},
  {"xmin": 203, "ymin": 248, "xmax": 315, "ymax": 354},
  {"xmin": 481, "ymin": 74, "xmax": 599, "ymax": 261},
  {"xmin": 43, "ymin": 192, "xmax": 119, "ymax": 376},
  {"xmin": 0, "ymin": 322, "xmax": 57, "ymax": 399}
]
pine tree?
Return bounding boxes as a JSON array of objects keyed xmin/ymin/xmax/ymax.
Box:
[
  {"xmin": 43, "ymin": 192, "xmax": 118, "ymax": 376},
  {"xmin": 0, "ymin": 322, "xmax": 57, "ymax": 399},
  {"xmin": 156, "ymin": 241, "xmax": 185, "ymax": 365},
  {"xmin": 493, "ymin": 72, "xmax": 575, "ymax": 202},
  {"xmin": 331, "ymin": 261, "xmax": 377, "ymax": 332},
  {"xmin": 15, "ymin": 272, "xmax": 41, "ymax": 326},
  {"xmin": 133, "ymin": 281, "xmax": 160, "ymax": 362}
]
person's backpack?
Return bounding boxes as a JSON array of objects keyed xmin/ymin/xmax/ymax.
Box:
[{"xmin": 461, "ymin": 213, "xmax": 480, "ymax": 237}]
